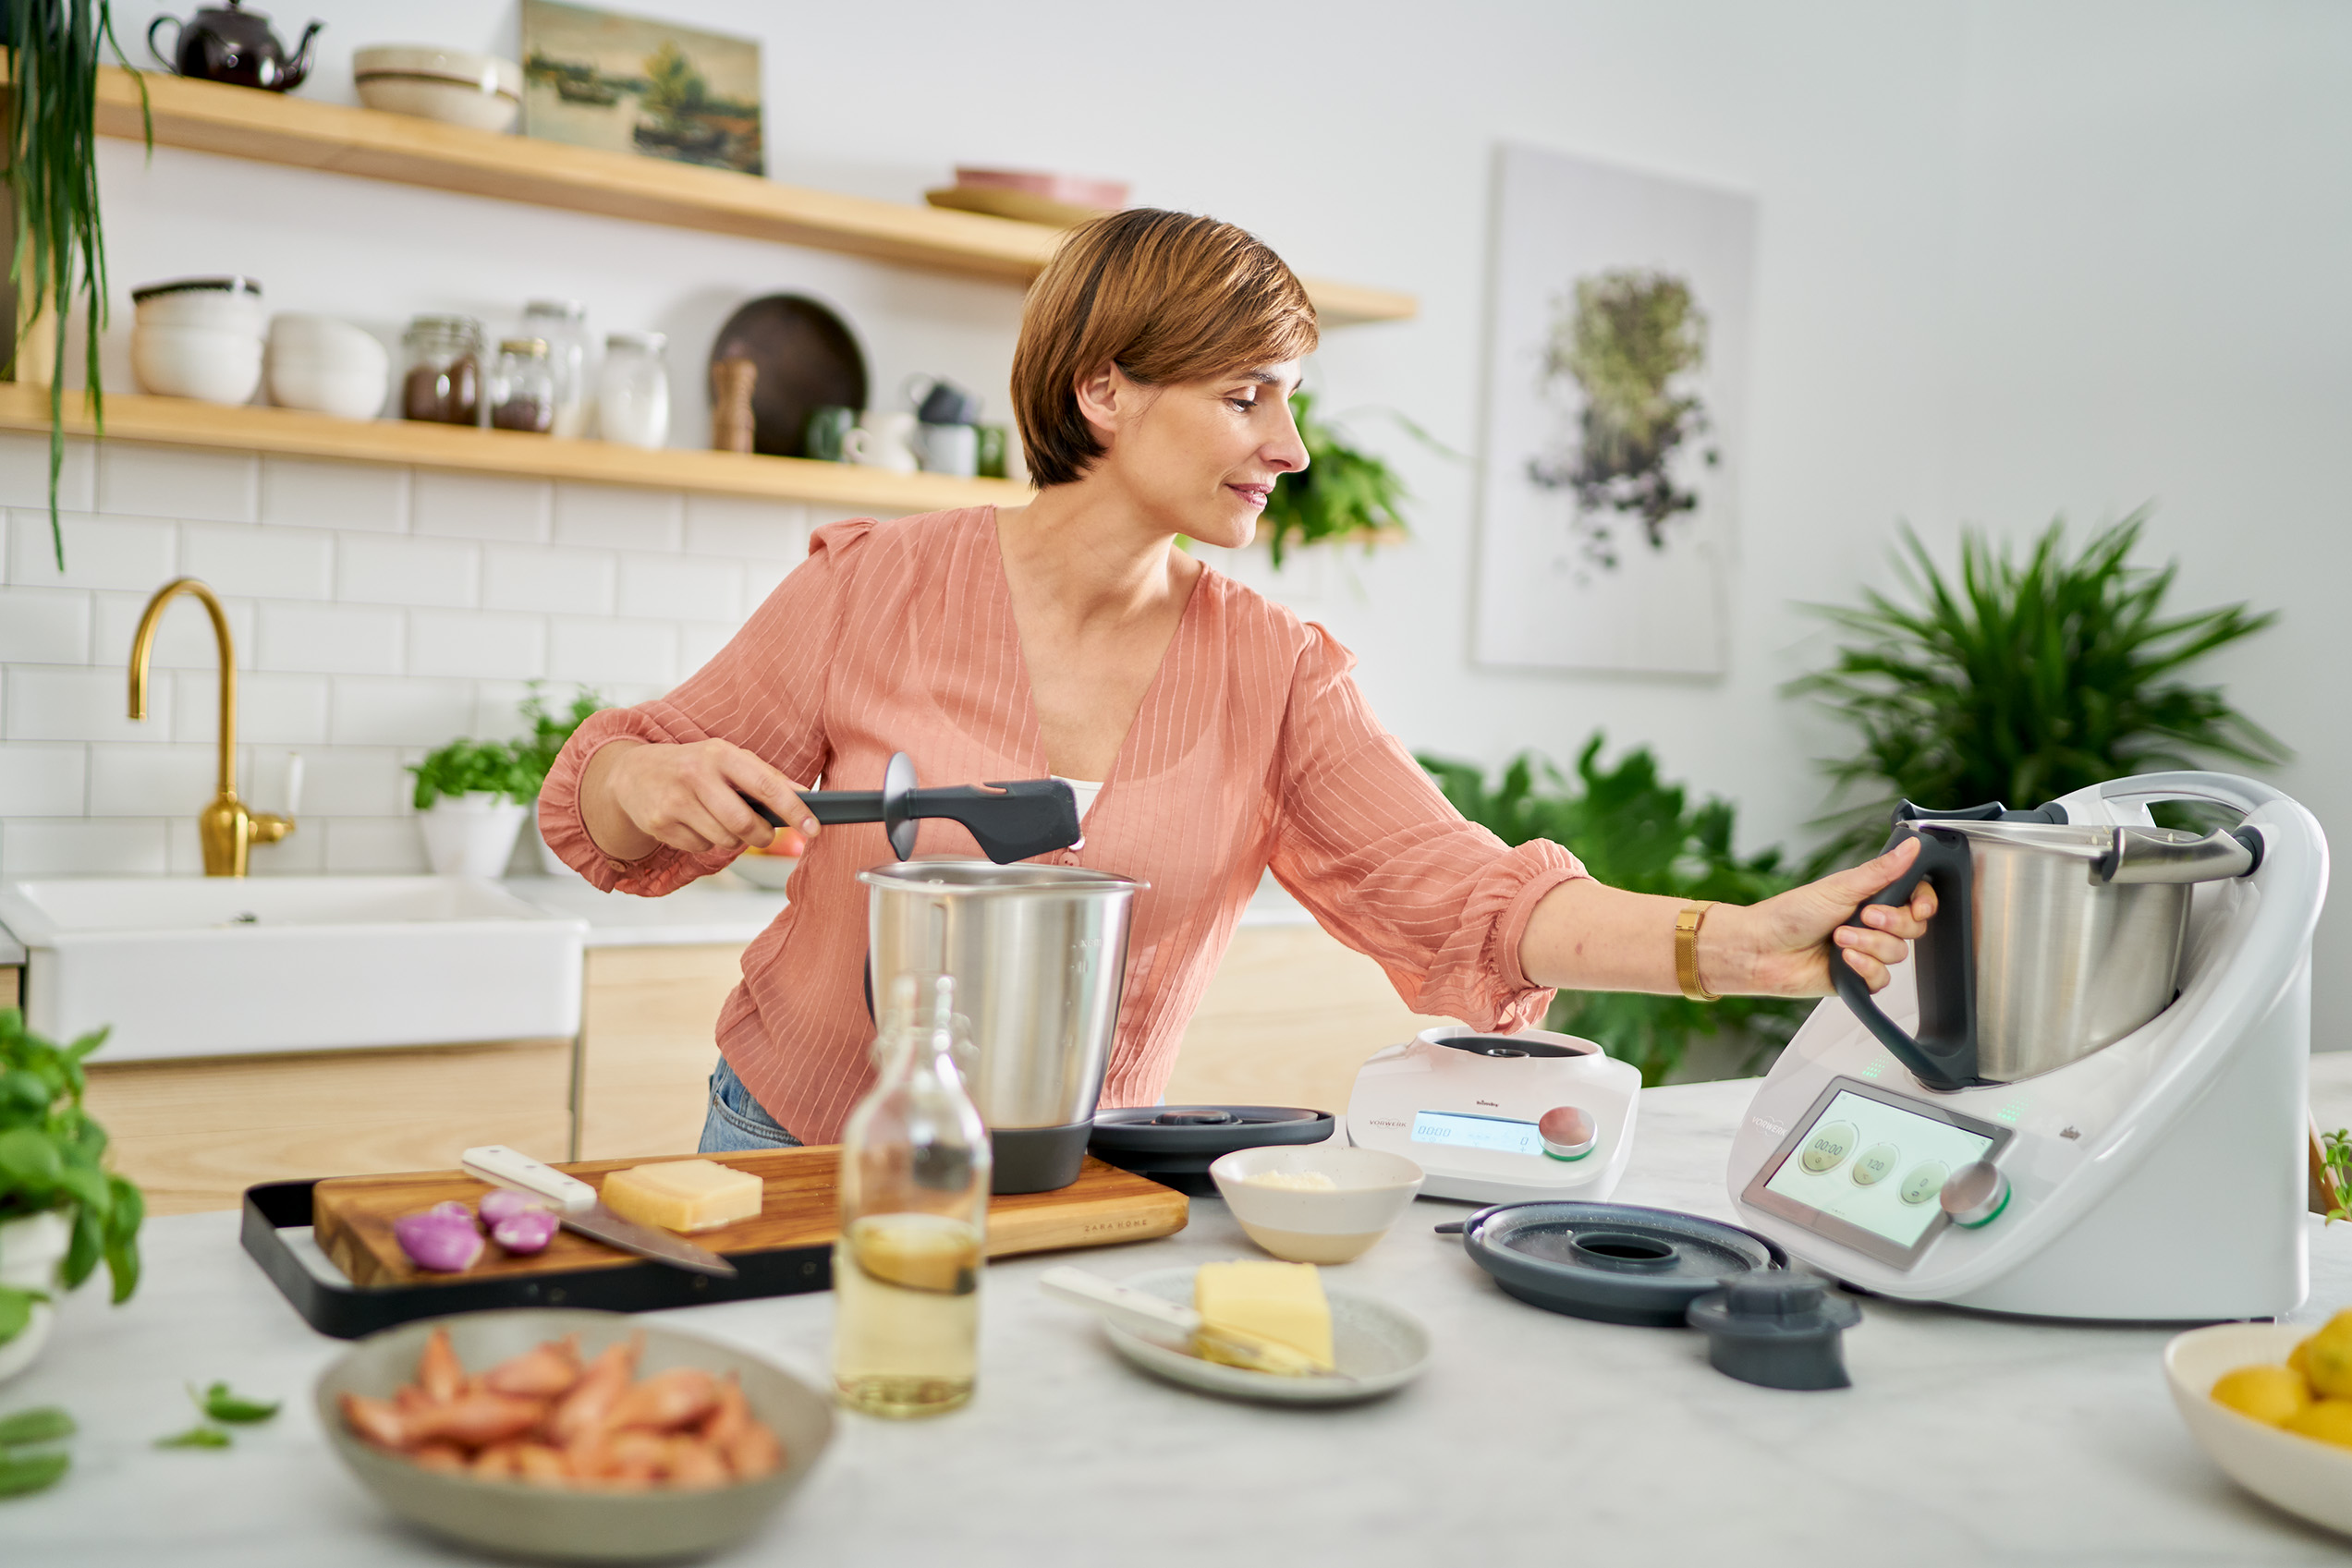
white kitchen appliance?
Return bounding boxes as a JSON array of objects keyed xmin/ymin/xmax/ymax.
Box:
[
  {"xmin": 1726, "ymin": 772, "xmax": 2326, "ymax": 1321},
  {"xmin": 1347, "ymin": 1025, "xmax": 1640, "ymax": 1203}
]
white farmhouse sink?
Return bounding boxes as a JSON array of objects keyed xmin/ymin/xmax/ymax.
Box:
[{"xmin": 0, "ymin": 878, "xmax": 587, "ymax": 1063}]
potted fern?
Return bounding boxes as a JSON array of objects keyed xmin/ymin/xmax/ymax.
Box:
[
  {"xmin": 0, "ymin": 1009, "xmax": 142, "ymax": 1385},
  {"xmin": 1789, "ymin": 510, "xmax": 2287, "ymax": 859}
]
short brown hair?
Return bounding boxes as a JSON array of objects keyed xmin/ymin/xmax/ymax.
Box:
[{"xmin": 1012, "ymin": 210, "xmax": 1319, "ymax": 488}]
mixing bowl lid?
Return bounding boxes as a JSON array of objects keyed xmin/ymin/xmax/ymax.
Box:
[
  {"xmin": 1457, "ymin": 1201, "xmax": 1785, "ymax": 1327},
  {"xmin": 859, "ymin": 858, "xmax": 1143, "ymax": 893},
  {"xmin": 1089, "ymin": 1106, "xmax": 1333, "ymax": 1155}
]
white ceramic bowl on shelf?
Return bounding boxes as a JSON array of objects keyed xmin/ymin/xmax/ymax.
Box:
[
  {"xmin": 133, "ymin": 281, "xmax": 264, "ymax": 334},
  {"xmin": 1209, "ymin": 1144, "xmax": 1425, "ymax": 1264},
  {"xmin": 355, "ymin": 45, "xmax": 522, "ymax": 133},
  {"xmin": 131, "ymin": 322, "xmax": 262, "ymax": 405},
  {"xmin": 2164, "ymin": 1321, "xmax": 2352, "ymax": 1538},
  {"xmin": 266, "ymin": 314, "xmax": 389, "ymax": 419}
]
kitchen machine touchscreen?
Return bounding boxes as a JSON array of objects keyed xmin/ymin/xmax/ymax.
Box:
[{"xmin": 1742, "ymin": 1077, "xmax": 2011, "ymax": 1269}]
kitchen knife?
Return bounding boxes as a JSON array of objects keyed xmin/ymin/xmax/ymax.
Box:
[
  {"xmin": 459, "ymin": 1145, "xmax": 739, "ymax": 1280},
  {"xmin": 740, "ymin": 750, "xmax": 1080, "ymax": 863},
  {"xmin": 1038, "ymin": 1265, "xmax": 1354, "ymax": 1381}
]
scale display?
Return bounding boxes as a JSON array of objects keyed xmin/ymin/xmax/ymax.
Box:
[
  {"xmin": 1741, "ymin": 1077, "xmax": 2011, "ymax": 1269},
  {"xmin": 1410, "ymin": 1110, "xmax": 1544, "ymax": 1159}
]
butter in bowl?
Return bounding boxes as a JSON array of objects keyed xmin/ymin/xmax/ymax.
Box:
[{"xmin": 1209, "ymin": 1144, "xmax": 1425, "ymax": 1263}]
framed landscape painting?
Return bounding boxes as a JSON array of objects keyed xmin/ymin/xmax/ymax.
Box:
[
  {"xmin": 521, "ymin": 0, "xmax": 765, "ymax": 176},
  {"xmin": 1472, "ymin": 144, "xmax": 1756, "ymax": 676}
]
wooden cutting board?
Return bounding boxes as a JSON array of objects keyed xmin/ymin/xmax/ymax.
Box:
[{"xmin": 314, "ymin": 1148, "xmax": 1187, "ymax": 1290}]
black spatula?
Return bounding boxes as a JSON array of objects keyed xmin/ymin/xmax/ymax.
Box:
[{"xmin": 741, "ymin": 751, "xmax": 1081, "ymax": 864}]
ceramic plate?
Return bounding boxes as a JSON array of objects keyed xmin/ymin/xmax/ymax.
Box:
[
  {"xmin": 705, "ymin": 295, "xmax": 867, "ymax": 458},
  {"xmin": 2164, "ymin": 1321, "xmax": 2352, "ymax": 1538},
  {"xmin": 1098, "ymin": 1265, "xmax": 1429, "ymax": 1406}
]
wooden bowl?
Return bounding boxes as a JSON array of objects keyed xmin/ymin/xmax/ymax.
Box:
[{"xmin": 315, "ymin": 1308, "xmax": 833, "ymax": 1562}]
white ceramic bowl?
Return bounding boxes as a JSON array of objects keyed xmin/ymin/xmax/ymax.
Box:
[
  {"xmin": 1209, "ymin": 1143, "xmax": 1425, "ymax": 1263},
  {"xmin": 131, "ymin": 323, "xmax": 262, "ymax": 405},
  {"xmin": 2164, "ymin": 1321, "xmax": 2352, "ymax": 1538},
  {"xmin": 316, "ymin": 1308, "xmax": 834, "ymax": 1562},
  {"xmin": 134, "ymin": 287, "xmax": 264, "ymax": 334},
  {"xmin": 355, "ymin": 45, "xmax": 521, "ymax": 133},
  {"xmin": 266, "ymin": 315, "xmax": 390, "ymax": 419}
]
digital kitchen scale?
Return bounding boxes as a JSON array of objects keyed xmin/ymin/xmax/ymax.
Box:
[
  {"xmin": 1727, "ymin": 772, "xmax": 2327, "ymax": 1321},
  {"xmin": 1347, "ymin": 1025, "xmax": 1640, "ymax": 1203}
]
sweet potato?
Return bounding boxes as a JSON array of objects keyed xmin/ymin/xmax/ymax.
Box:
[
  {"xmin": 484, "ymin": 1337, "xmax": 583, "ymax": 1399},
  {"xmin": 407, "ymin": 1391, "xmax": 548, "ymax": 1451},
  {"xmin": 417, "ymin": 1326, "xmax": 466, "ymax": 1404},
  {"xmin": 606, "ymin": 1367, "xmax": 720, "ymax": 1434},
  {"xmin": 548, "ymin": 1333, "xmax": 642, "ymax": 1447}
]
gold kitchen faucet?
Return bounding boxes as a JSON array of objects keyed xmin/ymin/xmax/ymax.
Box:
[{"xmin": 126, "ymin": 577, "xmax": 295, "ymax": 876}]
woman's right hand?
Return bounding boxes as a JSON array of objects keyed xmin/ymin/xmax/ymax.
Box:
[{"xmin": 582, "ymin": 738, "xmax": 819, "ymax": 861}]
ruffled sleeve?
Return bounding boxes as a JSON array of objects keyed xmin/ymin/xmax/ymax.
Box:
[
  {"xmin": 1265, "ymin": 623, "xmax": 1587, "ymax": 1030},
  {"xmin": 537, "ymin": 517, "xmax": 876, "ymax": 894}
]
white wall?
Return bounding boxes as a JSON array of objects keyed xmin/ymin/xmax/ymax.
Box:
[{"xmin": 6, "ymin": 2, "xmax": 2347, "ymax": 1039}]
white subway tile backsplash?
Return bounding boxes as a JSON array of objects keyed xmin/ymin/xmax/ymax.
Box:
[
  {"xmin": 172, "ymin": 670, "xmax": 330, "ymax": 746},
  {"xmin": 180, "ymin": 521, "xmax": 335, "ymax": 601},
  {"xmin": 414, "ymin": 472, "xmax": 552, "ymax": 543},
  {"xmin": 407, "ymin": 609, "xmax": 546, "ymax": 680},
  {"xmin": 165, "ymin": 814, "xmax": 204, "ymax": 875},
  {"xmin": 86, "ymin": 742, "xmax": 220, "ymax": 817},
  {"xmin": 0, "ymin": 432, "xmax": 95, "ymax": 513},
  {"xmin": 0, "ymin": 817, "xmax": 169, "ymax": 877},
  {"xmin": 326, "ymin": 675, "xmax": 477, "ymax": 747},
  {"xmin": 325, "ymin": 816, "xmax": 430, "ymax": 873},
  {"xmin": 97, "ymin": 444, "xmax": 257, "ymax": 523},
  {"xmin": 547, "ymin": 616, "xmax": 676, "ymax": 687},
  {"xmin": 247, "ymin": 827, "xmax": 328, "ymax": 874},
  {"xmin": 617, "ymin": 553, "xmax": 743, "ymax": 622},
  {"xmin": 0, "ymin": 745, "xmax": 88, "ymax": 816},
  {"xmin": 683, "ymin": 494, "xmax": 807, "ymax": 561},
  {"xmin": 258, "ymin": 602, "xmax": 404, "ymax": 675},
  {"xmin": 92, "ymin": 589, "xmax": 256, "ymax": 672},
  {"xmin": 677, "ymin": 622, "xmax": 738, "ymax": 674},
  {"xmin": 743, "ymin": 560, "xmax": 794, "ymax": 608},
  {"xmin": 261, "ymin": 456, "xmax": 409, "ymax": 533},
  {"xmin": 250, "ymin": 744, "xmax": 407, "ymax": 817},
  {"xmin": 554, "ymin": 484, "xmax": 682, "ymax": 551},
  {"xmin": 6, "ymin": 665, "xmax": 171, "ymax": 743},
  {"xmin": 0, "ymin": 588, "xmax": 91, "ymax": 663},
  {"xmin": 481, "ymin": 543, "xmax": 615, "ymax": 614},
  {"xmin": 7, "ymin": 509, "xmax": 176, "ymax": 591},
  {"xmin": 336, "ymin": 532, "xmax": 481, "ymax": 608}
]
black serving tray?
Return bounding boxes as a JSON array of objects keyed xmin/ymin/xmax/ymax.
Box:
[{"xmin": 240, "ymin": 1180, "xmax": 834, "ymax": 1339}]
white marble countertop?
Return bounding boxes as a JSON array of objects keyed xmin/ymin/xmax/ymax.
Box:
[{"xmin": 9, "ymin": 1077, "xmax": 2352, "ymax": 1566}]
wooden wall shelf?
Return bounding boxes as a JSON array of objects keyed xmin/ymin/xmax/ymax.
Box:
[
  {"xmin": 0, "ymin": 384, "xmax": 1034, "ymax": 511},
  {"xmin": 85, "ymin": 69, "xmax": 1417, "ymax": 328}
]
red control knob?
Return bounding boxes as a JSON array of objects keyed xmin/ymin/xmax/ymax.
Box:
[{"xmin": 1539, "ymin": 1105, "xmax": 1596, "ymax": 1161}]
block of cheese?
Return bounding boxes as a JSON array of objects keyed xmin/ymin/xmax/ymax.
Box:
[
  {"xmin": 599, "ymin": 1159, "xmax": 762, "ymax": 1234},
  {"xmin": 1194, "ymin": 1259, "xmax": 1334, "ymax": 1372}
]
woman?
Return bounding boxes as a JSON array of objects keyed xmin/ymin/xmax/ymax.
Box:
[{"xmin": 540, "ymin": 210, "xmax": 1933, "ymax": 1153}]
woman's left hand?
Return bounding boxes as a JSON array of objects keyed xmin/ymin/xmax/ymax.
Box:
[{"xmin": 1711, "ymin": 836, "xmax": 1939, "ymax": 997}]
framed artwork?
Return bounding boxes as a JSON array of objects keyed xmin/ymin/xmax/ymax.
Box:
[
  {"xmin": 1472, "ymin": 144, "xmax": 1757, "ymax": 676},
  {"xmin": 521, "ymin": 0, "xmax": 765, "ymax": 176}
]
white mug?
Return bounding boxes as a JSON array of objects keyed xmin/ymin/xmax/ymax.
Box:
[
  {"xmin": 915, "ymin": 421, "xmax": 979, "ymax": 479},
  {"xmin": 842, "ymin": 409, "xmax": 919, "ymax": 473}
]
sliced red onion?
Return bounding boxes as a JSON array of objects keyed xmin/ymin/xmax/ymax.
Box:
[
  {"xmin": 492, "ymin": 1209, "xmax": 560, "ymax": 1254},
  {"xmin": 478, "ymin": 1187, "xmax": 545, "ymax": 1227},
  {"xmin": 394, "ymin": 1201, "xmax": 484, "ymax": 1272}
]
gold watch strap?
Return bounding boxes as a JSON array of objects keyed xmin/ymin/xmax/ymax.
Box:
[{"xmin": 1676, "ymin": 901, "xmax": 1720, "ymax": 1003}]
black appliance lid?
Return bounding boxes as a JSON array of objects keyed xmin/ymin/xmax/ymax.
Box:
[
  {"xmin": 1089, "ymin": 1105, "xmax": 1333, "ymax": 1156},
  {"xmin": 1458, "ymin": 1201, "xmax": 1785, "ymax": 1327}
]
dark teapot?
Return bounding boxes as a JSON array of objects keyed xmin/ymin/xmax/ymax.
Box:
[{"xmin": 149, "ymin": 0, "xmax": 321, "ymax": 92}]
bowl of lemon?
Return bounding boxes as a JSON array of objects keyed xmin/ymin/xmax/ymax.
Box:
[{"xmin": 2165, "ymin": 1308, "xmax": 2352, "ymax": 1536}]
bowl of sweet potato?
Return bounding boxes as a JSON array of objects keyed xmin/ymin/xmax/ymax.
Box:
[{"xmin": 315, "ymin": 1308, "xmax": 833, "ymax": 1562}]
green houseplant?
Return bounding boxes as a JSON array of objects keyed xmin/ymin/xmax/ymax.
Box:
[
  {"xmin": 0, "ymin": 1008, "xmax": 141, "ymax": 1382},
  {"xmin": 1257, "ymin": 390, "xmax": 1411, "ymax": 566},
  {"xmin": 1789, "ymin": 511, "xmax": 2287, "ymax": 859},
  {"xmin": 1419, "ymin": 736, "xmax": 1808, "ymax": 1085},
  {"xmin": 517, "ymin": 684, "xmax": 606, "ymax": 877},
  {"xmin": 408, "ymin": 735, "xmax": 538, "ymax": 878},
  {"xmin": 4, "ymin": 0, "xmax": 148, "ymax": 566}
]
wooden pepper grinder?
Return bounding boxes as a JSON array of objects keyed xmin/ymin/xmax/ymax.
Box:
[{"xmin": 711, "ymin": 358, "xmax": 758, "ymax": 453}]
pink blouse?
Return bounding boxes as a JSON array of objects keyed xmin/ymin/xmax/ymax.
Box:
[{"xmin": 540, "ymin": 507, "xmax": 1585, "ymax": 1143}]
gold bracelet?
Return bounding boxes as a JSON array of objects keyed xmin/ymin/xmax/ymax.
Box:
[{"xmin": 1676, "ymin": 901, "xmax": 1720, "ymax": 1003}]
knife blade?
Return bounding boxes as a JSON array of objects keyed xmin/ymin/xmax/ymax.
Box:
[{"xmin": 459, "ymin": 1145, "xmax": 738, "ymax": 1279}]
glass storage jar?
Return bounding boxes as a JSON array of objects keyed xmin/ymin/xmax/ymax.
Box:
[
  {"xmin": 597, "ymin": 331, "xmax": 670, "ymax": 448},
  {"xmin": 399, "ymin": 314, "xmax": 482, "ymax": 426},
  {"xmin": 489, "ymin": 337, "xmax": 555, "ymax": 433},
  {"xmin": 522, "ymin": 299, "xmax": 594, "ymax": 437}
]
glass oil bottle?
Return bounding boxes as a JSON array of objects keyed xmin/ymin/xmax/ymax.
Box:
[{"xmin": 832, "ymin": 974, "xmax": 991, "ymax": 1416}]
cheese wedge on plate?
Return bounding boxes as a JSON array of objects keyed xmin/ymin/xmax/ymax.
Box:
[
  {"xmin": 601, "ymin": 1159, "xmax": 762, "ymax": 1233},
  {"xmin": 1194, "ymin": 1259, "xmax": 1334, "ymax": 1372}
]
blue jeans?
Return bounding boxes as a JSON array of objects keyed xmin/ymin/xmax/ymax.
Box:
[{"xmin": 701, "ymin": 1058, "xmax": 804, "ymax": 1153}]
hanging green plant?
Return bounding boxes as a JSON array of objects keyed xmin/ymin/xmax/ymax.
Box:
[
  {"xmin": 1788, "ymin": 510, "xmax": 2287, "ymax": 860},
  {"xmin": 4, "ymin": 0, "xmax": 149, "ymax": 567},
  {"xmin": 1257, "ymin": 389, "xmax": 1414, "ymax": 567}
]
